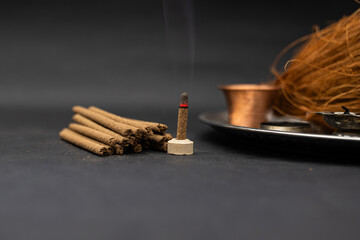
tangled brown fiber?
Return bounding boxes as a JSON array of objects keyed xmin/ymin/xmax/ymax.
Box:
[{"xmin": 271, "ymin": 8, "xmax": 360, "ymax": 124}]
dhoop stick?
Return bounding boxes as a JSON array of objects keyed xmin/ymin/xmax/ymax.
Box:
[
  {"xmin": 141, "ymin": 139, "xmax": 167, "ymax": 151},
  {"xmin": 72, "ymin": 114, "xmax": 131, "ymax": 147},
  {"xmin": 114, "ymin": 144, "xmax": 124, "ymax": 155},
  {"xmin": 88, "ymin": 106, "xmax": 151, "ymax": 136},
  {"xmin": 142, "ymin": 133, "xmax": 172, "ymax": 149},
  {"xmin": 68, "ymin": 123, "xmax": 123, "ymax": 154},
  {"xmin": 68, "ymin": 123, "xmax": 124, "ymax": 154},
  {"xmin": 177, "ymin": 92, "xmax": 188, "ymax": 140},
  {"xmin": 150, "ymin": 142, "xmax": 168, "ymax": 152},
  {"xmin": 148, "ymin": 134, "xmax": 166, "ymax": 144},
  {"xmin": 59, "ymin": 128, "xmax": 114, "ymax": 156},
  {"xmin": 104, "ymin": 110, "xmax": 168, "ymax": 134},
  {"xmin": 142, "ymin": 140, "xmax": 151, "ymax": 149},
  {"xmin": 132, "ymin": 119, "xmax": 168, "ymax": 134},
  {"xmin": 167, "ymin": 92, "xmax": 193, "ymax": 155},
  {"xmin": 73, "ymin": 106, "xmax": 142, "ymax": 138},
  {"xmin": 130, "ymin": 144, "xmax": 142, "ymax": 153},
  {"xmin": 164, "ymin": 133, "xmax": 173, "ymax": 142}
]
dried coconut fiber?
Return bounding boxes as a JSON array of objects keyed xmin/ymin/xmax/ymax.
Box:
[{"xmin": 271, "ymin": 7, "xmax": 360, "ymax": 126}]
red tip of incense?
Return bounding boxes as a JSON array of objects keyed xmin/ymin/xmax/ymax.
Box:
[{"xmin": 180, "ymin": 92, "xmax": 188, "ymax": 108}]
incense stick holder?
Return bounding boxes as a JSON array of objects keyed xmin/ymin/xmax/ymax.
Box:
[
  {"xmin": 219, "ymin": 84, "xmax": 280, "ymax": 128},
  {"xmin": 167, "ymin": 138, "xmax": 193, "ymax": 155}
]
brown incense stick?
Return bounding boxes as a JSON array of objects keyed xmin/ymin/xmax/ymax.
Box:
[
  {"xmin": 62, "ymin": 106, "xmax": 172, "ymax": 156},
  {"xmin": 89, "ymin": 106, "xmax": 167, "ymax": 134},
  {"xmin": 72, "ymin": 114, "xmax": 131, "ymax": 147},
  {"xmin": 164, "ymin": 133, "xmax": 173, "ymax": 141},
  {"xmin": 176, "ymin": 92, "xmax": 188, "ymax": 140},
  {"xmin": 142, "ymin": 140, "xmax": 151, "ymax": 149},
  {"xmin": 131, "ymin": 119, "xmax": 168, "ymax": 134},
  {"xmin": 159, "ymin": 142, "xmax": 168, "ymax": 152},
  {"xmin": 150, "ymin": 142, "xmax": 168, "ymax": 152},
  {"xmin": 114, "ymin": 144, "xmax": 124, "ymax": 155},
  {"xmin": 59, "ymin": 128, "xmax": 114, "ymax": 156},
  {"xmin": 69, "ymin": 123, "xmax": 124, "ymax": 153},
  {"xmin": 148, "ymin": 134, "xmax": 166, "ymax": 144},
  {"xmin": 142, "ymin": 133, "xmax": 172, "ymax": 151},
  {"xmin": 131, "ymin": 144, "xmax": 143, "ymax": 153},
  {"xmin": 88, "ymin": 106, "xmax": 151, "ymax": 136},
  {"xmin": 69, "ymin": 123, "xmax": 124, "ymax": 155},
  {"xmin": 73, "ymin": 106, "xmax": 142, "ymax": 138},
  {"xmin": 167, "ymin": 92, "xmax": 193, "ymax": 155}
]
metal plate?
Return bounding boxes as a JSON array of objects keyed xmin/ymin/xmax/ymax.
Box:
[{"xmin": 199, "ymin": 111, "xmax": 360, "ymax": 148}]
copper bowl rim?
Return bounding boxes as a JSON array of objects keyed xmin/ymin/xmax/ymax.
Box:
[{"xmin": 218, "ymin": 83, "xmax": 280, "ymax": 91}]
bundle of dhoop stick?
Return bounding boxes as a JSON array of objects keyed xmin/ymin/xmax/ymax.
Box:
[
  {"xmin": 59, "ymin": 106, "xmax": 172, "ymax": 156},
  {"xmin": 271, "ymin": 8, "xmax": 360, "ymax": 125}
]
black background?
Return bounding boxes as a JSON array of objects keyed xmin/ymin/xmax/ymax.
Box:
[
  {"xmin": 1, "ymin": 0, "xmax": 358, "ymax": 111},
  {"xmin": 1, "ymin": 1, "xmax": 360, "ymax": 239}
]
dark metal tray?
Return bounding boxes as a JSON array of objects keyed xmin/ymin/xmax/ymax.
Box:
[{"xmin": 199, "ymin": 111, "xmax": 360, "ymax": 148}]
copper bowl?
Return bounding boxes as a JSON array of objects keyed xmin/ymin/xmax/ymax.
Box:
[{"xmin": 219, "ymin": 84, "xmax": 280, "ymax": 128}]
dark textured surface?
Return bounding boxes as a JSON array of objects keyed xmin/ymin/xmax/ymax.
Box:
[
  {"xmin": 1, "ymin": 1, "xmax": 360, "ymax": 239},
  {"xmin": 2, "ymin": 107, "xmax": 360, "ymax": 240}
]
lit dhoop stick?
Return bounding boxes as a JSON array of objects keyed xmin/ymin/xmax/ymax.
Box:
[
  {"xmin": 177, "ymin": 92, "xmax": 188, "ymax": 140},
  {"xmin": 167, "ymin": 92, "xmax": 194, "ymax": 155}
]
